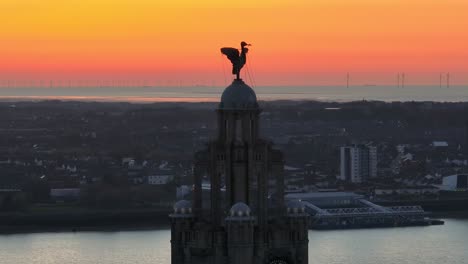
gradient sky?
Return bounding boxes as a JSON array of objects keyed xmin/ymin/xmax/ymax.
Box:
[{"xmin": 1, "ymin": 0, "xmax": 467, "ymax": 86}]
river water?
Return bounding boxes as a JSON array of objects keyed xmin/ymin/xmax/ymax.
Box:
[
  {"xmin": 0, "ymin": 85, "xmax": 467, "ymax": 102},
  {"xmin": 0, "ymin": 218, "xmax": 467, "ymax": 264}
]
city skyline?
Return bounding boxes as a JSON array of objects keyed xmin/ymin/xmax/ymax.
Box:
[{"xmin": 1, "ymin": 0, "xmax": 468, "ymax": 86}]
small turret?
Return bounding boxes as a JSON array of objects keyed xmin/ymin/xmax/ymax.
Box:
[
  {"xmin": 285, "ymin": 200, "xmax": 309, "ymax": 264},
  {"xmin": 172, "ymin": 200, "xmax": 193, "ymax": 216},
  {"xmin": 169, "ymin": 200, "xmax": 194, "ymax": 264},
  {"xmin": 286, "ymin": 200, "xmax": 306, "ymax": 216},
  {"xmin": 225, "ymin": 202, "xmax": 255, "ymax": 264}
]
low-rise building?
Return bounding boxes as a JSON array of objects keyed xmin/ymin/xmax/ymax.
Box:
[
  {"xmin": 147, "ymin": 175, "xmax": 173, "ymax": 185},
  {"xmin": 432, "ymin": 141, "xmax": 449, "ymax": 147},
  {"xmin": 374, "ymin": 187, "xmax": 439, "ymax": 196},
  {"xmin": 285, "ymin": 191, "xmax": 364, "ymax": 208},
  {"xmin": 50, "ymin": 188, "xmax": 80, "ymax": 201}
]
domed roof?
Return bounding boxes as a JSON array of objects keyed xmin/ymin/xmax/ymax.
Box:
[
  {"xmin": 219, "ymin": 79, "xmax": 258, "ymax": 109},
  {"xmin": 173, "ymin": 200, "xmax": 192, "ymax": 214},
  {"xmin": 229, "ymin": 202, "xmax": 251, "ymax": 217},
  {"xmin": 286, "ymin": 200, "xmax": 305, "ymax": 214}
]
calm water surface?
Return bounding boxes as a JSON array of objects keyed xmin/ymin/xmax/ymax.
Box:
[
  {"xmin": 0, "ymin": 86, "xmax": 467, "ymax": 102},
  {"xmin": 0, "ymin": 218, "xmax": 467, "ymax": 264}
]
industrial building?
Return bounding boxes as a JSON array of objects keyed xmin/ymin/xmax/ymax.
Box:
[{"xmin": 285, "ymin": 191, "xmax": 442, "ymax": 229}]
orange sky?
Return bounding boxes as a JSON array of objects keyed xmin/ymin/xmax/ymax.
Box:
[{"xmin": 1, "ymin": 0, "xmax": 467, "ymax": 86}]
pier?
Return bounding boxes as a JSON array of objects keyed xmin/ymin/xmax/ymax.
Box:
[{"xmin": 286, "ymin": 192, "xmax": 444, "ymax": 229}]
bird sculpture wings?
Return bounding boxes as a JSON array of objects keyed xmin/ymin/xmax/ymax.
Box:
[
  {"xmin": 220, "ymin": 42, "xmax": 250, "ymax": 79},
  {"xmin": 220, "ymin": 47, "xmax": 240, "ymax": 71}
]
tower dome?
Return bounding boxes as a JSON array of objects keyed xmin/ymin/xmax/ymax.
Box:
[
  {"xmin": 286, "ymin": 200, "xmax": 305, "ymax": 214},
  {"xmin": 229, "ymin": 202, "xmax": 251, "ymax": 217},
  {"xmin": 219, "ymin": 79, "xmax": 258, "ymax": 109},
  {"xmin": 173, "ymin": 200, "xmax": 193, "ymax": 214}
]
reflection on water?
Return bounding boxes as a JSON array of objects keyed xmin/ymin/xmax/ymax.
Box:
[
  {"xmin": 0, "ymin": 230, "xmax": 171, "ymax": 264},
  {"xmin": 0, "ymin": 219, "xmax": 467, "ymax": 264},
  {"xmin": 309, "ymin": 219, "xmax": 468, "ymax": 264}
]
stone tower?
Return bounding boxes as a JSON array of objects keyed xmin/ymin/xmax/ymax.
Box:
[{"xmin": 170, "ymin": 79, "xmax": 309, "ymax": 264}]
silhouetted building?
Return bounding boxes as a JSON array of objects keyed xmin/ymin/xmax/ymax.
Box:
[
  {"xmin": 170, "ymin": 79, "xmax": 309, "ymax": 264},
  {"xmin": 340, "ymin": 144, "xmax": 377, "ymax": 183}
]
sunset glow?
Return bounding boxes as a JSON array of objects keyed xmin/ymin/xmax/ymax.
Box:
[{"xmin": 1, "ymin": 0, "xmax": 467, "ymax": 86}]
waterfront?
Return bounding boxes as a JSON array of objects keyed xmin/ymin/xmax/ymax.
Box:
[
  {"xmin": 0, "ymin": 85, "xmax": 467, "ymax": 103},
  {"xmin": 0, "ymin": 218, "xmax": 466, "ymax": 264}
]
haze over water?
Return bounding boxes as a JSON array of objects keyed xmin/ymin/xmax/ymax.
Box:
[
  {"xmin": 0, "ymin": 218, "xmax": 467, "ymax": 264},
  {"xmin": 0, "ymin": 85, "xmax": 467, "ymax": 103}
]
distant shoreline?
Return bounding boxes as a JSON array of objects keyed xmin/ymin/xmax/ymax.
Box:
[
  {"xmin": 1, "ymin": 85, "xmax": 467, "ymax": 103},
  {"xmin": 0, "ymin": 223, "xmax": 171, "ymax": 235},
  {"xmin": 1, "ymin": 209, "xmax": 467, "ymax": 235},
  {"xmin": 2, "ymin": 98, "xmax": 468, "ymax": 106},
  {"xmin": 0, "ymin": 208, "xmax": 172, "ymax": 235}
]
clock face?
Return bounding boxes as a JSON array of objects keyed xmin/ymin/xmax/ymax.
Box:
[{"xmin": 269, "ymin": 259, "xmax": 288, "ymax": 264}]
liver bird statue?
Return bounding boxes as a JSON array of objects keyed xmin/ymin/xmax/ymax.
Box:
[{"xmin": 221, "ymin": 41, "xmax": 251, "ymax": 80}]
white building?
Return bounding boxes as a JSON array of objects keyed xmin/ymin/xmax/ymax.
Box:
[
  {"xmin": 340, "ymin": 144, "xmax": 377, "ymax": 183},
  {"xmin": 147, "ymin": 175, "xmax": 173, "ymax": 185},
  {"xmin": 432, "ymin": 141, "xmax": 449, "ymax": 147},
  {"xmin": 441, "ymin": 174, "xmax": 468, "ymax": 191}
]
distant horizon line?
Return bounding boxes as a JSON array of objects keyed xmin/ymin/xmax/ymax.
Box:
[
  {"xmin": 0, "ymin": 85, "xmax": 466, "ymax": 89},
  {"xmin": 1, "ymin": 95, "xmax": 467, "ymax": 104}
]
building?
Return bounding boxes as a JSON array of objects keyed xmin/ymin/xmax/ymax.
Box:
[
  {"xmin": 285, "ymin": 192, "xmax": 363, "ymax": 208},
  {"xmin": 170, "ymin": 79, "xmax": 309, "ymax": 264},
  {"xmin": 340, "ymin": 144, "xmax": 377, "ymax": 183},
  {"xmin": 432, "ymin": 141, "xmax": 449, "ymax": 148},
  {"xmin": 147, "ymin": 175, "xmax": 173, "ymax": 185},
  {"xmin": 50, "ymin": 188, "xmax": 80, "ymax": 202},
  {"xmin": 441, "ymin": 174, "xmax": 468, "ymax": 191},
  {"xmin": 374, "ymin": 187, "xmax": 439, "ymax": 196},
  {"xmin": 284, "ymin": 191, "xmax": 435, "ymax": 229}
]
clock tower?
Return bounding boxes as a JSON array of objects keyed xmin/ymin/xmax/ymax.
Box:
[{"xmin": 170, "ymin": 43, "xmax": 309, "ymax": 264}]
